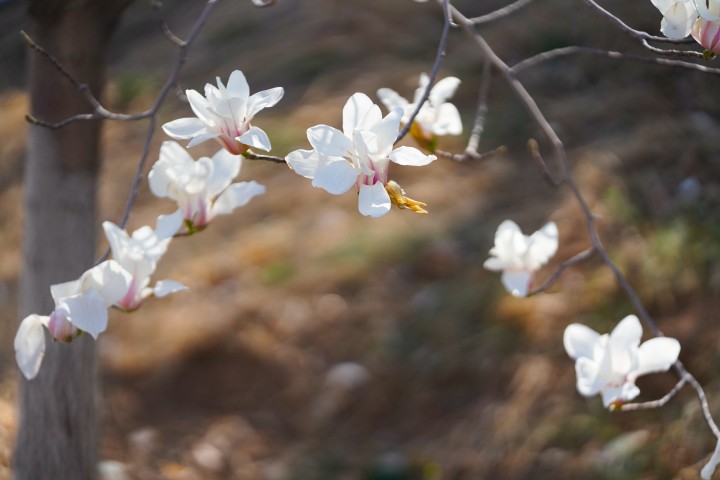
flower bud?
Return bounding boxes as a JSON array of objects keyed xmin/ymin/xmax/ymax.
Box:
[
  {"xmin": 692, "ymin": 18, "xmax": 720, "ymax": 56},
  {"xmin": 47, "ymin": 308, "xmax": 78, "ymax": 343}
]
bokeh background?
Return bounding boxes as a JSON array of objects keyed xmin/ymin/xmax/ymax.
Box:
[{"xmin": 1, "ymin": 0, "xmax": 720, "ymax": 478}]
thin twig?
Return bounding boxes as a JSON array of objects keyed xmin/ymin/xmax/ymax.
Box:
[
  {"xmin": 435, "ymin": 145, "xmax": 506, "ymax": 162},
  {"xmin": 619, "ymin": 376, "xmax": 688, "ymax": 411},
  {"xmin": 150, "ymin": 0, "xmax": 185, "ymax": 47},
  {"xmin": 527, "ymin": 138, "xmax": 563, "ymax": 187},
  {"xmin": 528, "ymin": 246, "xmax": 596, "ymax": 295},
  {"xmin": 470, "ymin": 0, "xmax": 535, "ymax": 25},
  {"xmin": 640, "ymin": 39, "xmax": 705, "ymax": 58},
  {"xmin": 396, "ymin": 0, "xmax": 451, "ymax": 143},
  {"xmin": 244, "ymin": 152, "xmax": 287, "ymax": 164},
  {"xmin": 465, "ymin": 59, "xmax": 492, "ymax": 155},
  {"xmin": 512, "ymin": 46, "xmax": 720, "ymax": 75}
]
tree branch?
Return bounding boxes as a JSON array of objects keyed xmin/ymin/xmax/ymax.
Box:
[
  {"xmin": 528, "ymin": 247, "xmax": 596, "ymax": 295},
  {"xmin": 469, "ymin": 0, "xmax": 535, "ymax": 25}
]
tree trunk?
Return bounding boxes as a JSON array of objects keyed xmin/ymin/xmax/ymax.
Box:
[{"xmin": 15, "ymin": 2, "xmax": 132, "ymax": 478}]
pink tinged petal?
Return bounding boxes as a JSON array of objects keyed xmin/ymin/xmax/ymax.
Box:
[
  {"xmin": 186, "ymin": 132, "xmax": 222, "ymax": 148},
  {"xmin": 563, "ymin": 323, "xmax": 601, "ymax": 360},
  {"xmin": 162, "ymin": 117, "xmax": 208, "ymax": 140},
  {"xmin": 701, "ymin": 438, "xmax": 720, "ymax": 480},
  {"xmin": 81, "ymin": 260, "xmax": 133, "ymax": 307},
  {"xmin": 47, "ymin": 308, "xmax": 78, "ymax": 342},
  {"xmin": 307, "ymin": 125, "xmax": 353, "ymax": 158},
  {"xmin": 186, "ymin": 89, "xmax": 216, "ymax": 124},
  {"xmin": 312, "ymin": 160, "xmax": 360, "ymax": 194},
  {"xmin": 358, "ymin": 182, "xmax": 392, "ymax": 218},
  {"xmin": 286, "ymin": 149, "xmax": 323, "ymax": 178},
  {"xmin": 155, "ymin": 210, "xmax": 184, "ymax": 240},
  {"xmin": 389, "ymin": 146, "xmax": 436, "ymax": 166},
  {"xmin": 153, "ymin": 280, "xmax": 187, "ymax": 298},
  {"xmin": 237, "ymin": 126, "xmax": 272, "ymax": 152},
  {"xmin": 432, "ymin": 103, "xmax": 463, "ymax": 135},
  {"xmin": 15, "ymin": 314, "xmax": 49, "ymax": 380},
  {"xmin": 59, "ymin": 289, "xmax": 109, "ymax": 339},
  {"xmin": 633, "ymin": 337, "xmax": 680, "ymax": 378},
  {"xmin": 226, "ymin": 70, "xmax": 250, "ymax": 104},
  {"xmin": 210, "ymin": 181, "xmax": 266, "ymax": 218},
  {"xmin": 500, "ymin": 270, "xmax": 533, "ymax": 297},
  {"xmin": 246, "ymin": 87, "xmax": 284, "ymax": 119},
  {"xmin": 526, "ymin": 221, "xmax": 559, "ymax": 270},
  {"xmin": 429, "ymin": 76, "xmax": 461, "ymax": 106},
  {"xmin": 207, "ymin": 149, "xmax": 241, "ymax": 198},
  {"xmin": 374, "ymin": 108, "xmax": 403, "ymax": 155},
  {"xmin": 377, "ymin": 88, "xmax": 408, "ymax": 113},
  {"xmin": 343, "ymin": 93, "xmax": 375, "ymax": 137}
]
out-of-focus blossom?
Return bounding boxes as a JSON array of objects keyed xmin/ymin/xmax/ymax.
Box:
[
  {"xmin": 15, "ymin": 260, "xmax": 132, "ymax": 379},
  {"xmin": 378, "ymin": 74, "xmax": 462, "ymax": 152},
  {"xmin": 651, "ymin": 0, "xmax": 698, "ymax": 39},
  {"xmin": 162, "ymin": 70, "xmax": 283, "ymax": 155},
  {"xmin": 286, "ymin": 93, "xmax": 435, "ymax": 218},
  {"xmin": 692, "ymin": 0, "xmax": 720, "ymax": 54},
  {"xmin": 563, "ymin": 315, "xmax": 681, "ymax": 408},
  {"xmin": 149, "ymin": 141, "xmax": 266, "ymax": 230},
  {"xmin": 483, "ymin": 220, "xmax": 558, "ymax": 297},
  {"xmin": 103, "ymin": 211, "xmax": 186, "ymax": 311}
]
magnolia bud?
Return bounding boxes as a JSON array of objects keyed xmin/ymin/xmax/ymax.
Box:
[
  {"xmin": 47, "ymin": 308, "xmax": 78, "ymax": 342},
  {"xmin": 692, "ymin": 18, "xmax": 720, "ymax": 56}
]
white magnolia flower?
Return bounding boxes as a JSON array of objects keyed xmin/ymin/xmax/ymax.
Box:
[
  {"xmin": 652, "ymin": 0, "xmax": 699, "ymax": 39},
  {"xmin": 103, "ymin": 211, "xmax": 186, "ymax": 311},
  {"xmin": 15, "ymin": 260, "xmax": 132, "ymax": 380},
  {"xmin": 377, "ymin": 73, "xmax": 462, "ymax": 150},
  {"xmin": 692, "ymin": 0, "xmax": 720, "ymax": 53},
  {"xmin": 483, "ymin": 220, "xmax": 558, "ymax": 297},
  {"xmin": 285, "ymin": 93, "xmax": 436, "ymax": 218},
  {"xmin": 564, "ymin": 315, "xmax": 681, "ymax": 408},
  {"xmin": 162, "ymin": 70, "xmax": 283, "ymax": 155},
  {"xmin": 149, "ymin": 141, "xmax": 266, "ymax": 230}
]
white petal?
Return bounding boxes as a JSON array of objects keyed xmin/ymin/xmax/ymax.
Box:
[
  {"xmin": 610, "ymin": 315, "xmax": 643, "ymax": 352},
  {"xmin": 81, "ymin": 260, "xmax": 133, "ymax": 307},
  {"xmin": 312, "ymin": 160, "xmax": 360, "ymax": 194},
  {"xmin": 374, "ymin": 108, "xmax": 403, "ymax": 155},
  {"xmin": 601, "ymin": 383, "xmax": 640, "ymax": 407},
  {"xmin": 50, "ymin": 279, "xmax": 83, "ymax": 304},
  {"xmin": 307, "ymin": 125, "xmax": 353, "ymax": 158},
  {"xmin": 491, "ymin": 220, "xmax": 527, "ymax": 262},
  {"xmin": 153, "ymin": 280, "xmax": 187, "ymax": 298},
  {"xmin": 575, "ymin": 357, "xmax": 602, "ymax": 396},
  {"xmin": 377, "ymin": 88, "xmax": 409, "ymax": 113},
  {"xmin": 432, "ymin": 103, "xmax": 463, "ymax": 135},
  {"xmin": 633, "ymin": 337, "xmax": 680, "ymax": 378},
  {"xmin": 14, "ymin": 314, "xmax": 49, "ymax": 380},
  {"xmin": 162, "ymin": 117, "xmax": 208, "ymax": 140},
  {"xmin": 661, "ymin": 2, "xmax": 698, "ymax": 38},
  {"xmin": 246, "ymin": 87, "xmax": 284, "ymax": 119},
  {"xmin": 59, "ymin": 289, "xmax": 109, "ymax": 339},
  {"xmin": 500, "ymin": 270, "xmax": 533, "ymax": 297},
  {"xmin": 207, "ymin": 149, "xmax": 241, "ymax": 198},
  {"xmin": 353, "ymin": 130, "xmax": 378, "ymax": 164},
  {"xmin": 149, "ymin": 141, "xmax": 196, "ymax": 198},
  {"xmin": 286, "ymin": 149, "xmax": 322, "ymax": 179},
  {"xmin": 210, "ymin": 181, "xmax": 266, "ymax": 218},
  {"xmin": 356, "ymin": 104, "xmax": 383, "ymax": 132},
  {"xmin": 564, "ymin": 323, "xmax": 601, "ymax": 360},
  {"xmin": 237, "ymin": 126, "xmax": 272, "ymax": 152},
  {"xmin": 482, "ymin": 257, "xmax": 514, "ymax": 272},
  {"xmin": 389, "ymin": 146, "xmax": 436, "ymax": 166},
  {"xmin": 102, "ymin": 221, "xmax": 128, "ymax": 262},
  {"xmin": 226, "ymin": 70, "xmax": 249, "ymax": 104},
  {"xmin": 343, "ymin": 93, "xmax": 375, "ymax": 137},
  {"xmin": 358, "ymin": 183, "xmax": 391, "ymax": 218},
  {"xmin": 429, "ymin": 76, "xmax": 461, "ymax": 106},
  {"xmin": 695, "ymin": 0, "xmax": 720, "ymax": 21},
  {"xmin": 186, "ymin": 132, "xmax": 221, "ymax": 148},
  {"xmin": 155, "ymin": 210, "xmax": 184, "ymax": 240},
  {"xmin": 186, "ymin": 89, "xmax": 215, "ymax": 124},
  {"xmin": 526, "ymin": 221, "xmax": 559, "ymax": 270},
  {"xmin": 413, "ymin": 73, "xmax": 431, "ymax": 104}
]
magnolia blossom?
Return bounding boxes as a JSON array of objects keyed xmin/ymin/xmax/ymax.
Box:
[
  {"xmin": 564, "ymin": 315, "xmax": 680, "ymax": 408},
  {"xmin": 377, "ymin": 74, "xmax": 462, "ymax": 151},
  {"xmin": 162, "ymin": 70, "xmax": 283, "ymax": 155},
  {"xmin": 14, "ymin": 260, "xmax": 132, "ymax": 379},
  {"xmin": 103, "ymin": 211, "xmax": 186, "ymax": 311},
  {"xmin": 285, "ymin": 93, "xmax": 436, "ymax": 218},
  {"xmin": 652, "ymin": 0, "xmax": 699, "ymax": 39},
  {"xmin": 149, "ymin": 141, "xmax": 266, "ymax": 230},
  {"xmin": 483, "ymin": 220, "xmax": 558, "ymax": 297},
  {"xmin": 692, "ymin": 0, "xmax": 720, "ymax": 54}
]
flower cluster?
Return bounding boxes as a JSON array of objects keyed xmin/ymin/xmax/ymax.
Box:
[{"xmin": 653, "ymin": 0, "xmax": 720, "ymax": 54}]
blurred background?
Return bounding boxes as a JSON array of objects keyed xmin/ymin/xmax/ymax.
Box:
[{"xmin": 1, "ymin": 0, "xmax": 720, "ymax": 478}]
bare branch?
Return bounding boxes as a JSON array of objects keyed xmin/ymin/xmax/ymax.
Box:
[
  {"xmin": 244, "ymin": 152, "xmax": 287, "ymax": 164},
  {"xmin": 527, "ymin": 138, "xmax": 563, "ymax": 187},
  {"xmin": 435, "ymin": 145, "xmax": 506, "ymax": 162},
  {"xmin": 396, "ymin": 0, "xmax": 451, "ymax": 143},
  {"xmin": 465, "ymin": 59, "xmax": 492, "ymax": 155},
  {"xmin": 528, "ymin": 246, "xmax": 595, "ymax": 295},
  {"xmin": 619, "ymin": 376, "xmax": 688, "ymax": 411},
  {"xmin": 150, "ymin": 0, "xmax": 185, "ymax": 47},
  {"xmin": 251, "ymin": 0, "xmax": 276, "ymax": 6},
  {"xmin": 470, "ymin": 0, "xmax": 535, "ymax": 25},
  {"xmin": 512, "ymin": 46, "xmax": 720, "ymax": 75}
]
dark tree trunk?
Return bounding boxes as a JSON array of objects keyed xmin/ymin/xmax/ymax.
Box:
[{"xmin": 15, "ymin": 2, "xmax": 132, "ymax": 478}]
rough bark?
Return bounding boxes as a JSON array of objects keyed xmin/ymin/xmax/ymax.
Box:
[{"xmin": 15, "ymin": 1, "xmax": 132, "ymax": 479}]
